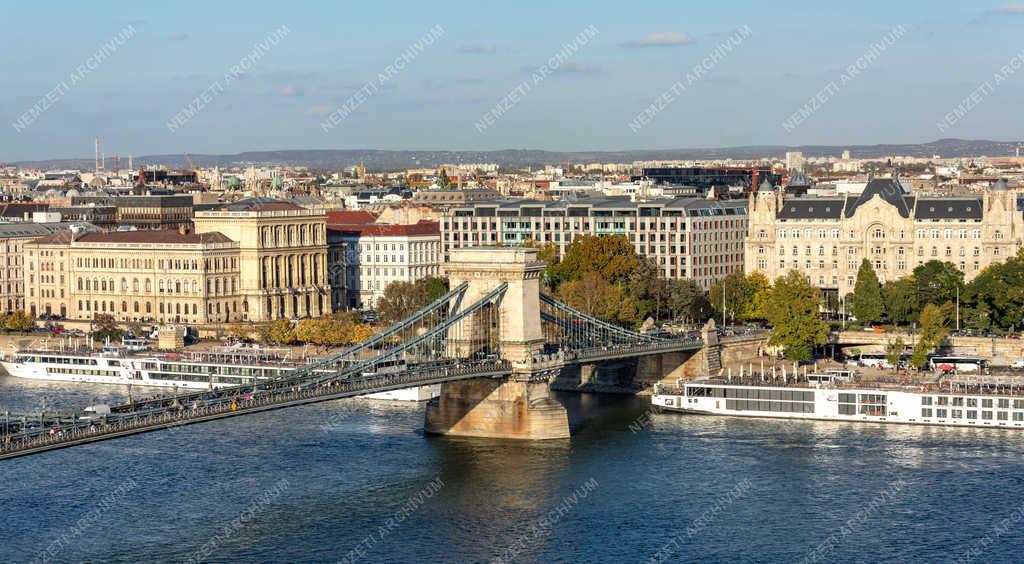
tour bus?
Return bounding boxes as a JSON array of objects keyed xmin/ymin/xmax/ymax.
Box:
[
  {"xmin": 930, "ymin": 355, "xmax": 986, "ymax": 374},
  {"xmin": 857, "ymin": 352, "xmax": 892, "ymax": 369}
]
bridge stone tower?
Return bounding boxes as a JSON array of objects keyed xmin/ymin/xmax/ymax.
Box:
[{"xmin": 425, "ymin": 248, "xmax": 570, "ymax": 440}]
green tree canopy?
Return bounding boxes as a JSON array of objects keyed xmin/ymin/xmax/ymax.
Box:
[
  {"xmin": 962, "ymin": 250, "xmax": 1024, "ymax": 331},
  {"xmin": 765, "ymin": 271, "xmax": 829, "ymax": 361},
  {"xmin": 2, "ymin": 310, "xmax": 35, "ymax": 332},
  {"xmin": 913, "ymin": 260, "xmax": 963, "ymax": 310},
  {"xmin": 881, "ymin": 277, "xmax": 918, "ymax": 326},
  {"xmin": 550, "ymin": 235, "xmax": 640, "ymax": 289},
  {"xmin": 669, "ymin": 279, "xmax": 712, "ymax": 326},
  {"xmin": 376, "ymin": 277, "xmax": 450, "ymax": 325},
  {"xmin": 555, "ymin": 271, "xmax": 638, "ymax": 328},
  {"xmin": 709, "ymin": 271, "xmax": 770, "ymax": 323},
  {"xmin": 849, "ymin": 259, "xmax": 884, "ymax": 324},
  {"xmin": 91, "ymin": 313, "xmax": 124, "ymax": 343},
  {"xmin": 911, "ymin": 303, "xmax": 950, "ymax": 369}
]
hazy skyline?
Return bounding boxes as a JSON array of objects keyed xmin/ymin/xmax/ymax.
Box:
[{"xmin": 3, "ymin": 0, "xmax": 1024, "ymax": 161}]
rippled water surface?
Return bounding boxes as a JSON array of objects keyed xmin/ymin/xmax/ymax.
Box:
[{"xmin": 2, "ymin": 375, "xmax": 1023, "ymax": 563}]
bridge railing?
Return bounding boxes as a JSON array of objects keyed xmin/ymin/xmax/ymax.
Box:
[{"xmin": 1, "ymin": 359, "xmax": 513, "ymax": 456}]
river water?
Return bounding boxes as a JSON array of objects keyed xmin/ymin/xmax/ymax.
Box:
[{"xmin": 2, "ymin": 375, "xmax": 1023, "ymax": 563}]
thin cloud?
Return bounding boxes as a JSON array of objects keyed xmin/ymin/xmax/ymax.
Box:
[
  {"xmin": 619, "ymin": 32, "xmax": 696, "ymax": 48},
  {"xmin": 456, "ymin": 43, "xmax": 497, "ymax": 54},
  {"xmin": 551, "ymin": 62, "xmax": 602, "ymax": 75},
  {"xmin": 306, "ymin": 104, "xmax": 333, "ymax": 115},
  {"xmin": 280, "ymin": 84, "xmax": 303, "ymax": 97},
  {"xmin": 993, "ymin": 3, "xmax": 1024, "ymax": 14},
  {"xmin": 166, "ymin": 32, "xmax": 189, "ymax": 41}
]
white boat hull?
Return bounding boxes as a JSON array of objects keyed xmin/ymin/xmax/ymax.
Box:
[
  {"xmin": 653, "ymin": 384, "xmax": 1024, "ymax": 429},
  {"xmin": 1, "ymin": 359, "xmax": 441, "ymax": 401}
]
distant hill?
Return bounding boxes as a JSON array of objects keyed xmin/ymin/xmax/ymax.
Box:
[{"xmin": 12, "ymin": 139, "xmax": 1021, "ymax": 172}]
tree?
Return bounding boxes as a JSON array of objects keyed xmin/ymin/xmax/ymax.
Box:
[
  {"xmin": 913, "ymin": 260, "xmax": 963, "ymax": 310},
  {"xmin": 881, "ymin": 277, "xmax": 918, "ymax": 326},
  {"xmin": 549, "ymin": 235, "xmax": 640, "ymax": 288},
  {"xmin": 885, "ymin": 337, "xmax": 906, "ymax": 373},
  {"xmin": 670, "ymin": 279, "xmax": 711, "ymax": 327},
  {"xmin": 437, "ymin": 168, "xmax": 451, "ymax": 188},
  {"xmin": 708, "ymin": 272, "xmax": 769, "ymax": 323},
  {"xmin": 963, "ymin": 250, "xmax": 1024, "ymax": 332},
  {"xmin": 849, "ymin": 259, "xmax": 883, "ymax": 324},
  {"xmin": 911, "ymin": 303, "xmax": 949, "ymax": 369},
  {"xmin": 2, "ymin": 310, "xmax": 35, "ymax": 332},
  {"xmin": 744, "ymin": 272, "xmax": 772, "ymax": 321},
  {"xmin": 91, "ymin": 314, "xmax": 124, "ymax": 342},
  {"xmin": 375, "ymin": 277, "xmax": 450, "ymax": 325},
  {"xmin": 264, "ymin": 318, "xmax": 296, "ymax": 345},
  {"xmin": 626, "ymin": 258, "xmax": 671, "ymax": 322},
  {"xmin": 556, "ymin": 272, "xmax": 639, "ymax": 328},
  {"xmin": 764, "ymin": 271, "xmax": 829, "ymax": 361}
]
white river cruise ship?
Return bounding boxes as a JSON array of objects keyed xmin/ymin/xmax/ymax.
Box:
[
  {"xmin": 653, "ymin": 369, "xmax": 1024, "ymax": 429},
  {"xmin": 0, "ymin": 345, "xmax": 439, "ymax": 402}
]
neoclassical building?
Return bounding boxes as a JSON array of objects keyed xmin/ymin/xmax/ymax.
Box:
[
  {"xmin": 193, "ymin": 198, "xmax": 330, "ymax": 321},
  {"xmin": 745, "ymin": 178, "xmax": 1024, "ymax": 297},
  {"xmin": 25, "ymin": 228, "xmax": 241, "ymax": 324}
]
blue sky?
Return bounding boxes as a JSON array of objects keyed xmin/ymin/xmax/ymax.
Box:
[{"xmin": 2, "ymin": 0, "xmax": 1023, "ymax": 161}]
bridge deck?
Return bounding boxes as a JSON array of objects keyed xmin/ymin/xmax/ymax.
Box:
[{"xmin": 0, "ymin": 363, "xmax": 512, "ymax": 461}]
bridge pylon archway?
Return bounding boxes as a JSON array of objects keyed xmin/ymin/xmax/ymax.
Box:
[{"xmin": 426, "ymin": 247, "xmax": 569, "ymax": 439}]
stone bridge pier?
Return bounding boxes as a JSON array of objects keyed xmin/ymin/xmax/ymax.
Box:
[{"xmin": 424, "ymin": 248, "xmax": 570, "ymax": 440}]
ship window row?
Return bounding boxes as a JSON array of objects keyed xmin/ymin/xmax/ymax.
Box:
[
  {"xmin": 838, "ymin": 404, "xmax": 888, "ymax": 416},
  {"xmin": 47, "ymin": 368, "xmax": 118, "ymax": 377},
  {"xmin": 688, "ymin": 386, "xmax": 813, "ymax": 402},
  {"xmin": 27, "ymin": 356, "xmax": 98, "ymax": 365},
  {"xmin": 161, "ymin": 364, "xmax": 283, "ymax": 377},
  {"xmin": 921, "ymin": 408, "xmax": 1023, "ymax": 421},
  {"xmin": 923, "ymin": 397, "xmax": 1023, "ymax": 409},
  {"xmin": 149, "ymin": 372, "xmax": 251, "ymax": 385},
  {"xmin": 725, "ymin": 399, "xmax": 813, "ymax": 413}
]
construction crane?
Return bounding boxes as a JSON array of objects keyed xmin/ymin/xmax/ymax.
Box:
[{"xmin": 184, "ymin": 153, "xmax": 197, "ymax": 171}]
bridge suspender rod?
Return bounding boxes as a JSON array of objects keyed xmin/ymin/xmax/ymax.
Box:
[
  {"xmin": 311, "ymin": 283, "xmax": 510, "ymax": 386},
  {"xmin": 322, "ymin": 281, "xmax": 470, "ymax": 364},
  {"xmin": 539, "ymin": 293, "xmax": 668, "ymax": 342}
]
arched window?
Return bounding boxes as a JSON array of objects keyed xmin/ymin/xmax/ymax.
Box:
[
  {"xmin": 122, "ymin": 301, "xmax": 127, "ymax": 312},
  {"xmin": 133, "ymin": 278, "xmax": 139, "ymax": 292},
  {"xmin": 145, "ymin": 279, "xmax": 152, "ymax": 292},
  {"xmin": 134, "ymin": 301, "xmax": 139, "ymax": 313}
]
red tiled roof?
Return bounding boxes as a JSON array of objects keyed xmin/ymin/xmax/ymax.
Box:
[
  {"xmin": 326, "ymin": 210, "xmax": 379, "ymax": 226},
  {"xmin": 76, "ymin": 230, "xmax": 235, "ymax": 245},
  {"xmin": 328, "ymin": 220, "xmax": 439, "ymax": 237}
]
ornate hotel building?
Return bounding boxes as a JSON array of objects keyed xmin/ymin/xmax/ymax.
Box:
[
  {"xmin": 193, "ymin": 198, "xmax": 330, "ymax": 321},
  {"xmin": 744, "ymin": 178, "xmax": 1024, "ymax": 296}
]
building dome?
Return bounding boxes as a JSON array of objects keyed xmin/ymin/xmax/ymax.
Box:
[{"xmin": 991, "ymin": 179, "xmax": 1009, "ymax": 191}]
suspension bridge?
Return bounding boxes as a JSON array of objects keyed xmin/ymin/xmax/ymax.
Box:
[{"xmin": 0, "ymin": 248, "xmax": 720, "ymax": 460}]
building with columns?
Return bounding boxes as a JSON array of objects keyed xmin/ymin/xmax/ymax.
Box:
[
  {"xmin": 744, "ymin": 178, "xmax": 1024, "ymax": 298},
  {"xmin": 193, "ymin": 198, "xmax": 330, "ymax": 321}
]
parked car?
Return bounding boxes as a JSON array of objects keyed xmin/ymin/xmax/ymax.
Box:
[{"xmin": 1011, "ymin": 359, "xmax": 1024, "ymax": 369}]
